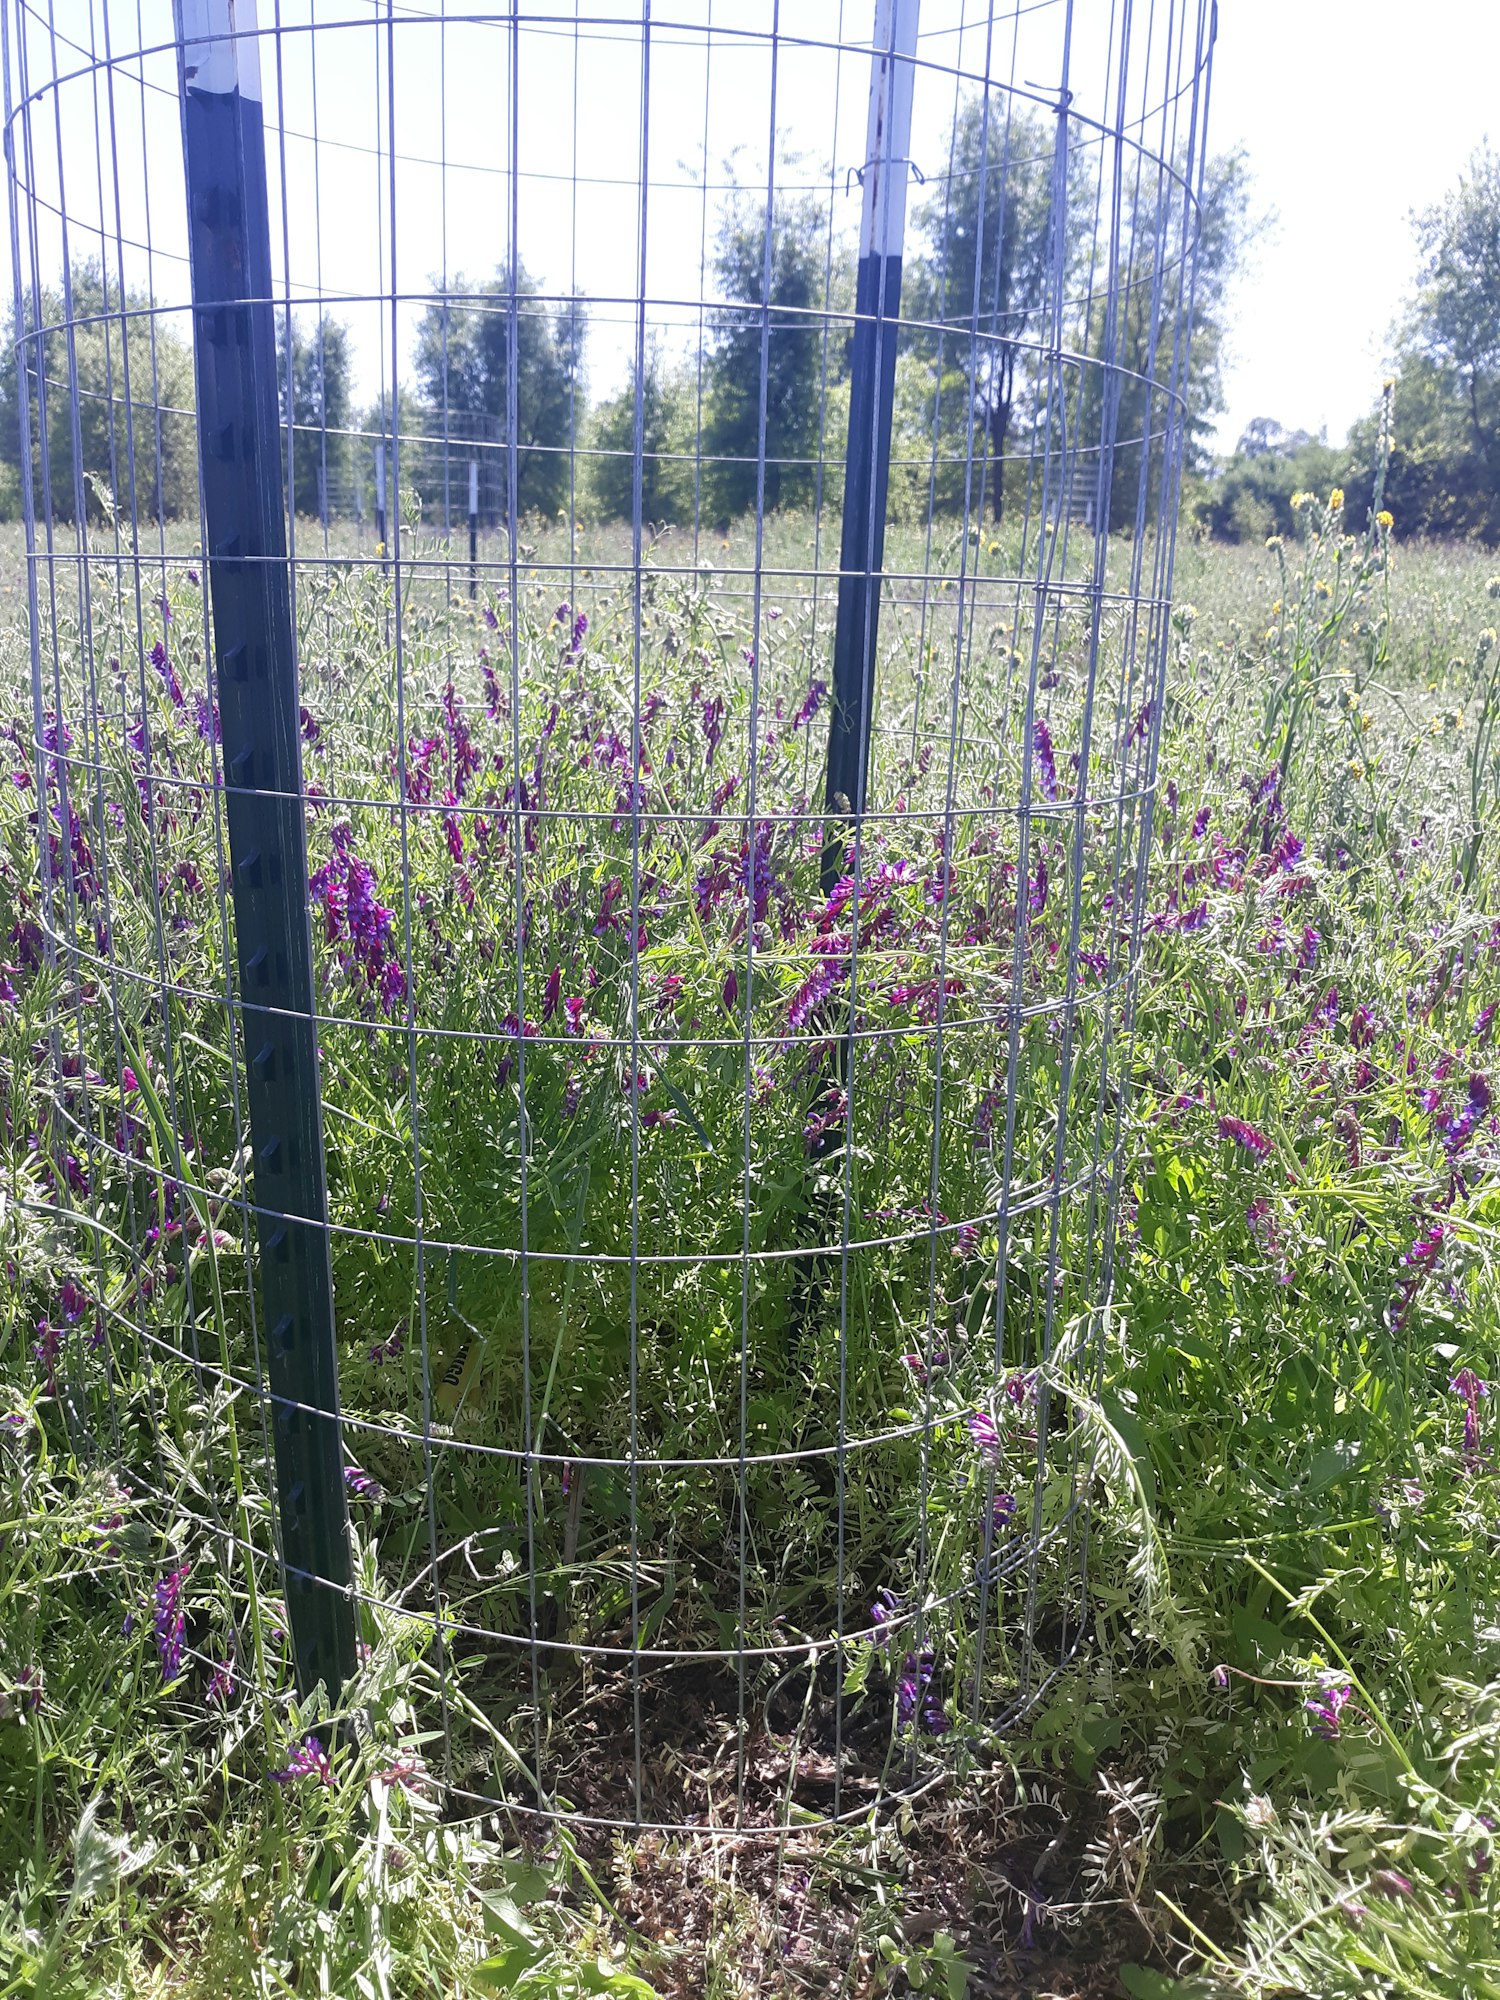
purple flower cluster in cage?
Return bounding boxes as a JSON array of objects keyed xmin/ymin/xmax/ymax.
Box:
[
  {"xmin": 309, "ymin": 826, "xmax": 406, "ymax": 1018},
  {"xmin": 1305, "ymin": 1679, "xmax": 1353, "ymax": 1739},
  {"xmin": 896, "ymin": 1649, "xmax": 948, "ymax": 1735},
  {"xmin": 270, "ymin": 1735, "xmax": 333, "ymax": 1786},
  {"xmin": 153, "ymin": 1562, "xmax": 189, "ymax": 1684},
  {"xmin": 1450, "ymin": 1368, "xmax": 1489, "ymax": 1460}
]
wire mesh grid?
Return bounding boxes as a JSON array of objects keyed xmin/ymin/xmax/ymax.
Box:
[{"xmin": 4, "ymin": 0, "xmax": 1214, "ymax": 1833}]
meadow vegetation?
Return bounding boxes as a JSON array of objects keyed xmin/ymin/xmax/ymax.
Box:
[{"xmin": 0, "ymin": 488, "xmax": 1496, "ymax": 1999}]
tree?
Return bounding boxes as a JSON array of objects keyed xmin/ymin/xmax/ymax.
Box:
[
  {"xmin": 590, "ymin": 343, "xmax": 695, "ymax": 525},
  {"xmin": 0, "ymin": 261, "xmax": 197, "ymax": 523},
  {"xmin": 1085, "ymin": 146, "xmax": 1257, "ymax": 533},
  {"xmin": 1345, "ymin": 147, "xmax": 1500, "ymax": 544},
  {"xmin": 1192, "ymin": 420, "xmax": 1343, "ymax": 542},
  {"xmin": 701, "ymin": 190, "xmax": 834, "ymax": 521},
  {"xmin": 908, "ymin": 103, "xmax": 1075, "ymax": 522},
  {"xmin": 411, "ymin": 269, "xmax": 586, "ymax": 524},
  {"xmin": 277, "ymin": 313, "xmax": 352, "ymax": 521}
]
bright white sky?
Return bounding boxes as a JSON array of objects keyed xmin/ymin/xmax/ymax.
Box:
[
  {"xmin": 1209, "ymin": 0, "xmax": 1500, "ymax": 451},
  {"xmin": 8, "ymin": 0, "xmax": 1498, "ymax": 459}
]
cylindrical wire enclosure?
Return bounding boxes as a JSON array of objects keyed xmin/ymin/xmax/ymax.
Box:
[{"xmin": 4, "ymin": 0, "xmax": 1214, "ymax": 1833}]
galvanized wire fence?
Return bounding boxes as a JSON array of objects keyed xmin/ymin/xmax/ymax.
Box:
[{"xmin": 4, "ymin": 0, "xmax": 1214, "ymax": 1831}]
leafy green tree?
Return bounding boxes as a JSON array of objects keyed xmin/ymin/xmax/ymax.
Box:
[
  {"xmin": 590, "ymin": 343, "xmax": 697, "ymax": 525},
  {"xmin": 1344, "ymin": 147, "xmax": 1500, "ymax": 543},
  {"xmin": 411, "ymin": 269, "xmax": 586, "ymax": 523},
  {"xmin": 277, "ymin": 313, "xmax": 352, "ymax": 521},
  {"xmin": 0, "ymin": 261, "xmax": 196, "ymax": 523},
  {"xmin": 1084, "ymin": 147, "xmax": 1256, "ymax": 533},
  {"xmin": 701, "ymin": 191, "xmax": 834, "ymax": 521},
  {"xmin": 907, "ymin": 104, "xmax": 1073, "ymax": 521},
  {"xmin": 1193, "ymin": 419, "xmax": 1344, "ymax": 542}
]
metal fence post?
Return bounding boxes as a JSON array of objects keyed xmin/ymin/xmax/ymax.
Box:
[
  {"xmin": 174, "ymin": 0, "xmax": 356, "ymax": 1699},
  {"xmin": 823, "ymin": 0, "xmax": 919, "ymax": 892},
  {"xmin": 468, "ymin": 458, "xmax": 478, "ymax": 599}
]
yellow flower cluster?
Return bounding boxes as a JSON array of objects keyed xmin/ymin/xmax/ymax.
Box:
[
  {"xmin": 1328, "ymin": 487, "xmax": 1345, "ymax": 511},
  {"xmin": 1376, "ymin": 509, "xmax": 1394, "ymax": 530}
]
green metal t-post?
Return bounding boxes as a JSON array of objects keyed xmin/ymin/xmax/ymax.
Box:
[
  {"xmin": 174, "ymin": 0, "xmax": 356, "ymax": 1700},
  {"xmin": 823, "ymin": 0, "xmax": 920, "ymax": 893}
]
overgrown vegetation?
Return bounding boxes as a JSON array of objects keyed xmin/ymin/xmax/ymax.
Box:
[{"xmin": 0, "ymin": 480, "xmax": 1496, "ymax": 1995}]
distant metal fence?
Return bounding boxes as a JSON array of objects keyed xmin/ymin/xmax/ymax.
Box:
[{"xmin": 5, "ymin": 0, "xmax": 1214, "ymax": 1832}]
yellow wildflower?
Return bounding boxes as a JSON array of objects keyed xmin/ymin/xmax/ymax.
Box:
[
  {"xmin": 1328, "ymin": 487, "xmax": 1345, "ymax": 511},
  {"xmin": 1376, "ymin": 509, "xmax": 1393, "ymax": 530}
]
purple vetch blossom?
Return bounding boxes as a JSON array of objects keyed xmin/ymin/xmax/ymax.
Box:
[
  {"xmin": 33, "ymin": 1320, "xmax": 60, "ymax": 1394},
  {"xmin": 896, "ymin": 1649, "xmax": 948, "ymax": 1735},
  {"xmin": 787, "ymin": 964, "xmax": 839, "ymax": 1033},
  {"xmin": 1450, "ymin": 1369, "xmax": 1489, "ymax": 1458},
  {"xmin": 791, "ymin": 679, "xmax": 826, "ymax": 729},
  {"xmin": 1032, "ymin": 719, "xmax": 1058, "ymax": 803},
  {"xmin": 701, "ymin": 693, "xmax": 725, "ymax": 764},
  {"xmin": 870, "ymin": 1588, "xmax": 900, "ymax": 1645},
  {"xmin": 1219, "ymin": 1116, "xmax": 1273, "ymax": 1159},
  {"xmin": 270, "ymin": 1735, "xmax": 333, "ymax": 1786},
  {"xmin": 153, "ymin": 1562, "xmax": 190, "ymax": 1684},
  {"xmin": 1403, "ymin": 1223, "xmax": 1445, "ymax": 1272},
  {"xmin": 1296, "ymin": 926, "xmax": 1321, "ymax": 971},
  {"xmin": 344, "ymin": 1465, "xmax": 380, "ymax": 1499},
  {"xmin": 206, "ymin": 1657, "xmax": 237, "ymax": 1705},
  {"xmin": 1444, "ymin": 1074, "xmax": 1491, "ymax": 1158},
  {"xmin": 541, "ymin": 965, "xmax": 562, "ymax": 1021},
  {"xmin": 1350, "ymin": 1005, "xmax": 1376, "ymax": 1048},
  {"xmin": 987, "ymin": 1491, "xmax": 1018, "ymax": 1539},
  {"xmin": 1191, "ymin": 805, "xmax": 1211, "ymax": 839},
  {"xmin": 1305, "ymin": 1680, "xmax": 1353, "ymax": 1739},
  {"xmin": 967, "ymin": 1410, "xmax": 1002, "ymax": 1466},
  {"xmin": 149, "ymin": 640, "xmax": 184, "ymax": 708}
]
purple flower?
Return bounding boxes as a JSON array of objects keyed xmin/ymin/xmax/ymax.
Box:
[
  {"xmin": 1191, "ymin": 805, "xmax": 1211, "ymax": 839},
  {"xmin": 1306, "ymin": 1680, "xmax": 1353, "ymax": 1739},
  {"xmin": 153, "ymin": 1562, "xmax": 189, "ymax": 1684},
  {"xmin": 150, "ymin": 640, "xmax": 184, "ymax": 708},
  {"xmin": 1296, "ymin": 925, "xmax": 1320, "ymax": 971},
  {"xmin": 896, "ymin": 1649, "xmax": 947, "ymax": 1735},
  {"xmin": 967, "ymin": 1410, "xmax": 1002, "ymax": 1466},
  {"xmin": 1451, "ymin": 1368, "xmax": 1489, "ymax": 1458},
  {"xmin": 791, "ymin": 679, "xmax": 826, "ymax": 729},
  {"xmin": 270, "ymin": 1735, "xmax": 333, "ymax": 1785},
  {"xmin": 701, "ymin": 693, "xmax": 725, "ymax": 764},
  {"xmin": 722, "ymin": 968, "xmax": 739, "ymax": 1011},
  {"xmin": 870, "ymin": 1587, "xmax": 900, "ymax": 1645},
  {"xmin": 1032, "ymin": 719, "xmax": 1058, "ymax": 803},
  {"xmin": 787, "ymin": 964, "xmax": 838, "ymax": 1033},
  {"xmin": 206, "ymin": 1657, "xmax": 236, "ymax": 1705},
  {"xmin": 541, "ymin": 965, "xmax": 562, "ymax": 1021},
  {"xmin": 32, "ymin": 1319, "xmax": 60, "ymax": 1394},
  {"xmin": 1219, "ymin": 1116, "xmax": 1273, "ymax": 1159},
  {"xmin": 344, "ymin": 1465, "xmax": 380, "ymax": 1499},
  {"xmin": 987, "ymin": 1492, "xmax": 1018, "ymax": 1539},
  {"xmin": 1444, "ymin": 1074, "xmax": 1491, "ymax": 1159},
  {"xmin": 1403, "ymin": 1223, "xmax": 1445, "ymax": 1271}
]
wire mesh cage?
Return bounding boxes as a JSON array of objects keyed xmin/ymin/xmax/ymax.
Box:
[{"xmin": 4, "ymin": 0, "xmax": 1214, "ymax": 1832}]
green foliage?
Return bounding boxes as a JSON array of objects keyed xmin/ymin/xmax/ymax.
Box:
[
  {"xmin": 1192, "ymin": 418, "xmax": 1345, "ymax": 542},
  {"xmin": 700, "ymin": 189, "xmax": 837, "ymax": 520},
  {"xmin": 906, "ymin": 101, "xmax": 1066, "ymax": 523},
  {"xmin": 587, "ymin": 343, "xmax": 697, "ymax": 525},
  {"xmin": 0, "ymin": 260, "xmax": 197, "ymax": 522},
  {"xmin": 276, "ymin": 313, "xmax": 353, "ymax": 522},
  {"xmin": 410, "ymin": 271, "xmax": 587, "ymax": 522}
]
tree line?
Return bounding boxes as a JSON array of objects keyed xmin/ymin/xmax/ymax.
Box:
[
  {"xmin": 0, "ymin": 100, "xmax": 1250, "ymax": 535},
  {"xmin": 1196, "ymin": 144, "xmax": 1500, "ymax": 546}
]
